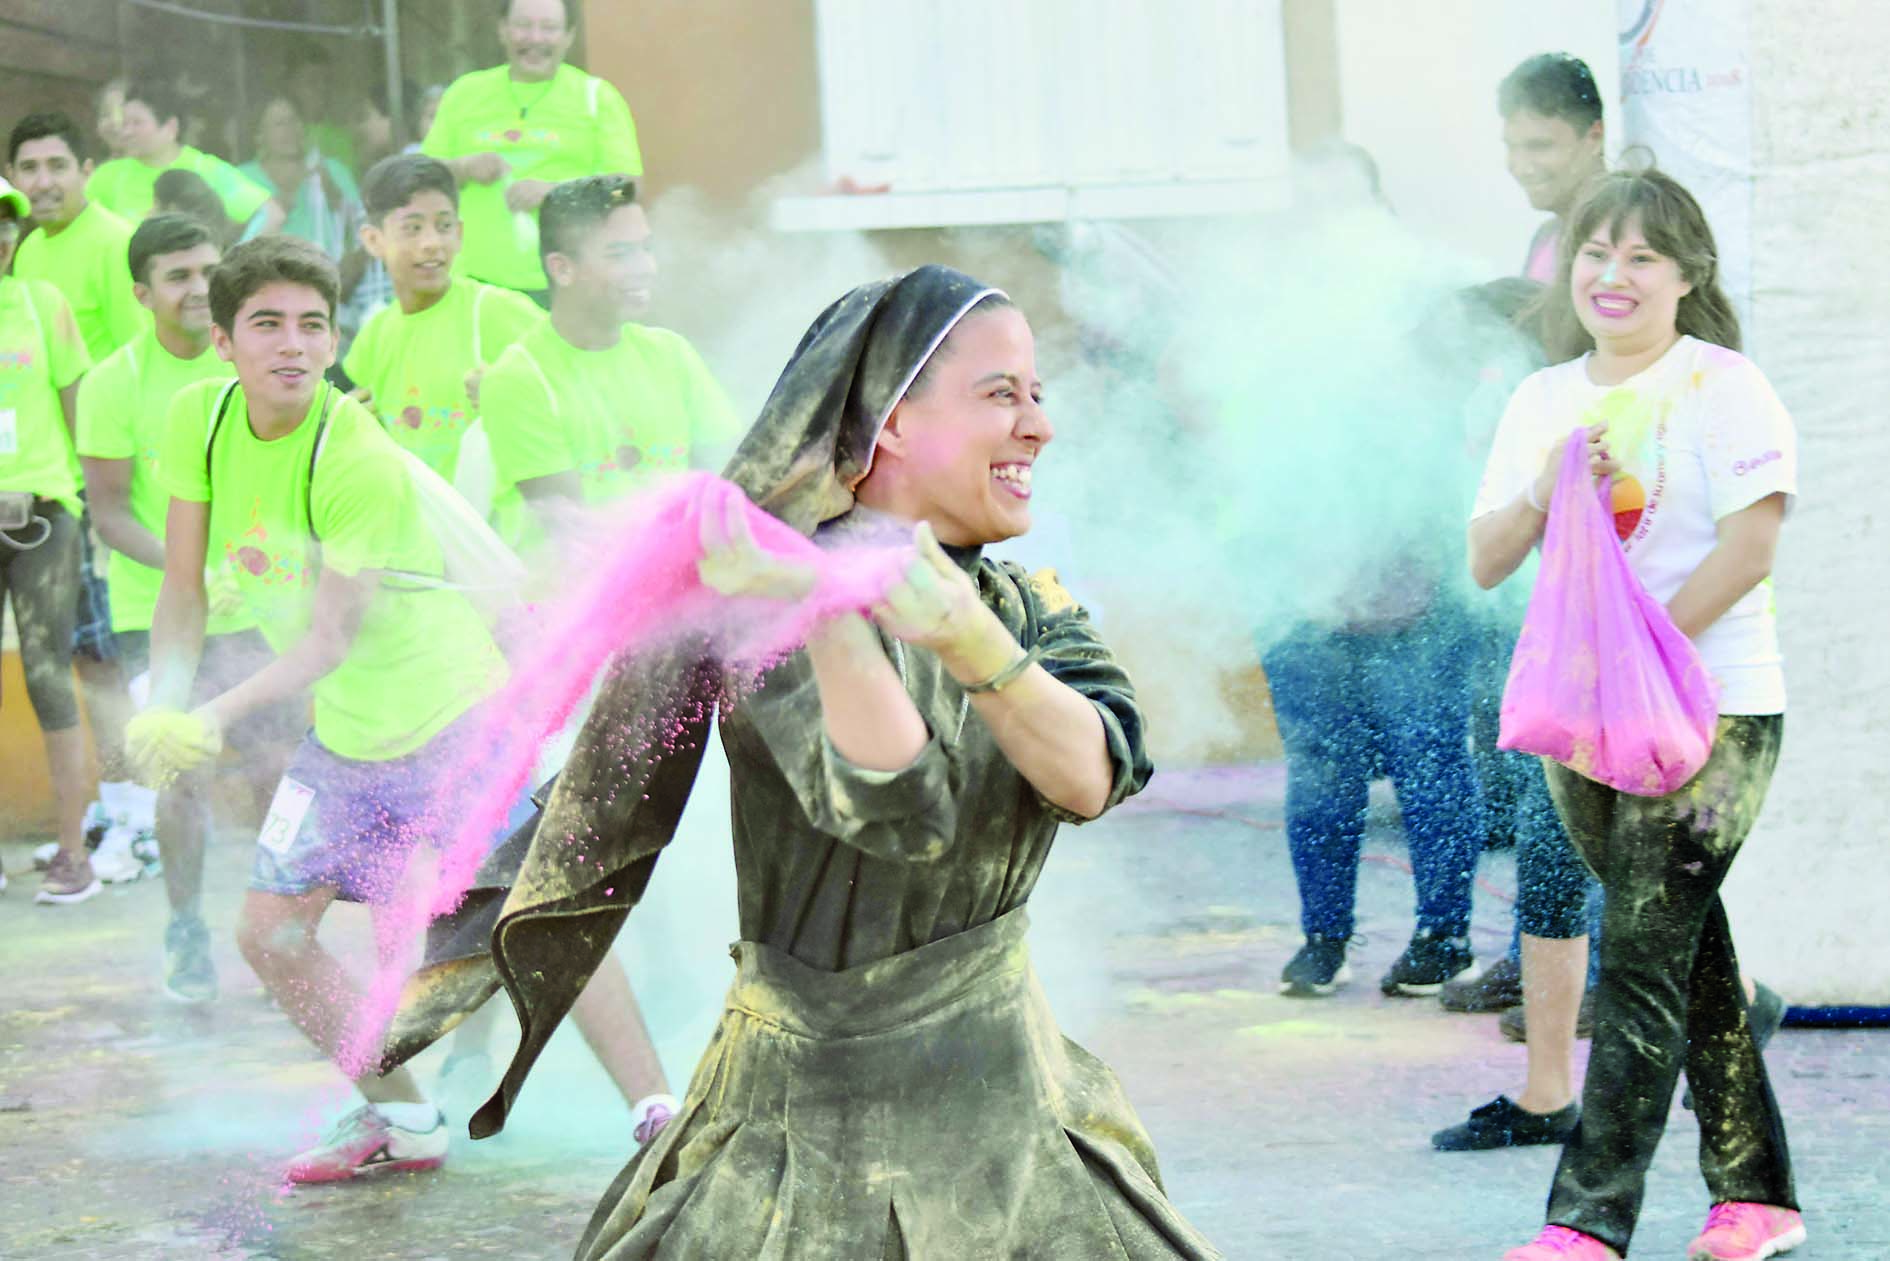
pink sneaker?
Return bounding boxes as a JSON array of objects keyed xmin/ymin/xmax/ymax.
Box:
[
  {"xmin": 1687, "ymin": 1202, "xmax": 1806, "ymax": 1260},
  {"xmin": 1503, "ymin": 1225, "xmax": 1622, "ymax": 1260},
  {"xmin": 285, "ymin": 1104, "xmax": 448, "ymax": 1183}
]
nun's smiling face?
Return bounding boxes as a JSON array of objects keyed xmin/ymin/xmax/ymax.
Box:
[{"xmin": 863, "ymin": 305, "xmax": 1051, "ymax": 547}]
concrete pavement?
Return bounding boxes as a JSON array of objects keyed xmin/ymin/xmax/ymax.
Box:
[{"xmin": 2, "ymin": 762, "xmax": 1880, "ymax": 1259}]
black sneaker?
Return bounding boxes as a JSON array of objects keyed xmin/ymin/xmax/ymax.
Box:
[
  {"xmin": 1432, "ymin": 1095, "xmax": 1579, "ymax": 1151},
  {"xmin": 1440, "ymin": 954, "xmax": 1524, "ymax": 1013},
  {"xmin": 1280, "ymin": 935, "xmax": 1351, "ymax": 997},
  {"xmin": 1380, "ymin": 930, "xmax": 1473, "ymax": 997},
  {"xmin": 162, "ymin": 914, "xmax": 218, "ymax": 1005},
  {"xmin": 1684, "ymin": 981, "xmax": 1787, "ymax": 1110}
]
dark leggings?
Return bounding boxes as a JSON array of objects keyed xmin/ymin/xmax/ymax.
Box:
[
  {"xmin": 1543, "ymin": 715, "xmax": 1794, "ymax": 1254},
  {"xmin": 0, "ymin": 501, "xmax": 81, "ymax": 731}
]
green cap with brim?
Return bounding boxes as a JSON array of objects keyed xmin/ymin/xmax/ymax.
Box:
[{"xmin": 0, "ymin": 176, "xmax": 28, "ymax": 221}]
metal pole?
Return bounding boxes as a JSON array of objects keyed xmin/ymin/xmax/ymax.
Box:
[
  {"xmin": 381, "ymin": 0, "xmax": 406, "ymax": 145},
  {"xmin": 232, "ymin": 25, "xmax": 250, "ymax": 163}
]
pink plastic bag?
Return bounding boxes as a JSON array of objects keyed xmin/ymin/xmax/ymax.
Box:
[{"xmin": 1498, "ymin": 427, "xmax": 1719, "ymax": 795}]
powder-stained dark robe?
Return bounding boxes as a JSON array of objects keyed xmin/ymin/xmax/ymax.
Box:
[
  {"xmin": 577, "ymin": 554, "xmax": 1217, "ymax": 1259},
  {"xmin": 384, "ymin": 262, "xmax": 1222, "ymax": 1258}
]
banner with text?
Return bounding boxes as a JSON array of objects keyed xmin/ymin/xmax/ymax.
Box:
[{"xmin": 1617, "ymin": 0, "xmax": 1754, "ymax": 320}]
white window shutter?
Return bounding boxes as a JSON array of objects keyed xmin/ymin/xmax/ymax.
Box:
[{"xmin": 793, "ymin": 0, "xmax": 1291, "ymax": 228}]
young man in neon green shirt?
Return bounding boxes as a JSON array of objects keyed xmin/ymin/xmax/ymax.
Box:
[
  {"xmin": 480, "ymin": 175, "xmax": 738, "ymax": 549},
  {"xmin": 87, "ymin": 79, "xmax": 270, "ymax": 227},
  {"xmin": 0, "ymin": 176, "xmax": 97, "ymax": 904},
  {"xmin": 143, "ymin": 236, "xmax": 508, "ymax": 1179},
  {"xmin": 422, "ymin": 0, "xmax": 642, "ymax": 296},
  {"xmin": 8, "ymin": 112, "xmax": 146, "ymax": 362},
  {"xmin": 76, "ymin": 214, "xmax": 300, "ymax": 1001},
  {"xmin": 141, "ymin": 235, "xmax": 674, "ymax": 1171},
  {"xmin": 14, "ymin": 114, "xmax": 155, "ymax": 879},
  {"xmin": 344, "ymin": 154, "xmax": 541, "ymax": 481}
]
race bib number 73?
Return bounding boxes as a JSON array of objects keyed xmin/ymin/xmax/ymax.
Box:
[{"xmin": 258, "ymin": 777, "xmax": 316, "ymax": 857}]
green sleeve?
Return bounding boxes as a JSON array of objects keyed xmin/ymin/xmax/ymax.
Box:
[
  {"xmin": 479, "ymin": 348, "xmax": 571, "ymax": 484},
  {"xmin": 84, "ymin": 163, "xmax": 119, "ymax": 214},
  {"xmin": 592, "ymin": 79, "xmax": 643, "ymax": 178},
  {"xmin": 155, "ymin": 380, "xmax": 219, "ymax": 503},
  {"xmin": 675, "ymin": 338, "xmax": 741, "ymax": 448},
  {"xmin": 102, "ymin": 262, "xmax": 148, "ymax": 352},
  {"xmin": 34, "ymin": 284, "xmax": 92, "ymax": 388},
  {"xmin": 74, "ymin": 358, "xmax": 132, "ymax": 458},
  {"xmin": 342, "ymin": 308, "xmax": 383, "ymax": 392},
  {"xmin": 478, "ymin": 288, "xmax": 544, "ymax": 365},
  {"xmin": 207, "ymin": 156, "xmax": 272, "ymax": 222},
  {"xmin": 420, "ymin": 81, "xmax": 469, "ymax": 159},
  {"xmin": 310, "ymin": 429, "xmax": 415, "ymax": 577}
]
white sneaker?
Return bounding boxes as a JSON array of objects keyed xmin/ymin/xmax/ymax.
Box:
[
  {"xmin": 32, "ymin": 840, "xmax": 58, "ymax": 871},
  {"xmin": 91, "ymin": 827, "xmax": 147, "ymax": 885}
]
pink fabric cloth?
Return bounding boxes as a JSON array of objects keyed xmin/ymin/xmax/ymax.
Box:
[
  {"xmin": 337, "ymin": 473, "xmax": 910, "ymax": 1076},
  {"xmin": 1498, "ymin": 428, "xmax": 1719, "ymax": 796}
]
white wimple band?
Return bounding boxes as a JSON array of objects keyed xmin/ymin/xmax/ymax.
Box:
[{"xmin": 854, "ymin": 286, "xmax": 1006, "ymax": 487}]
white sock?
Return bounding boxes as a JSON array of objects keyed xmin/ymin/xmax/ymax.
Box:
[
  {"xmin": 373, "ymin": 1099, "xmax": 439, "ymax": 1130},
  {"xmin": 631, "ymin": 1093, "xmax": 679, "ymax": 1128}
]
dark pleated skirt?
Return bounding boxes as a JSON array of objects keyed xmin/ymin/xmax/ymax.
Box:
[{"xmin": 576, "ymin": 908, "xmax": 1222, "ymax": 1260}]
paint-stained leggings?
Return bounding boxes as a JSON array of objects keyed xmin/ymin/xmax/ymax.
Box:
[
  {"xmin": 0, "ymin": 501, "xmax": 82, "ymax": 731},
  {"xmin": 1542, "ymin": 714, "xmax": 1795, "ymax": 1255}
]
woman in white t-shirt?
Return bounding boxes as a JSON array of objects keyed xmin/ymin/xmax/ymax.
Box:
[{"xmin": 1473, "ymin": 171, "xmax": 1803, "ymax": 1261}]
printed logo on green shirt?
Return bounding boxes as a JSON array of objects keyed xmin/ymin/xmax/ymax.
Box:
[
  {"xmin": 392, "ymin": 385, "xmax": 469, "ymax": 435},
  {"xmin": 477, "ymin": 125, "xmax": 562, "ymax": 148},
  {"xmin": 228, "ymin": 495, "xmax": 315, "ymax": 589}
]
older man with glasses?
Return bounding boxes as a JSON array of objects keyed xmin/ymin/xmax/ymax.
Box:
[{"xmin": 421, "ymin": 0, "xmax": 643, "ymax": 306}]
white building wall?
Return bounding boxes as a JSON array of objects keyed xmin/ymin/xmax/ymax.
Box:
[{"xmin": 1721, "ymin": 0, "xmax": 1890, "ymax": 1005}]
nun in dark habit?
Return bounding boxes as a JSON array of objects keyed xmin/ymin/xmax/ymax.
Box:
[{"xmin": 387, "ymin": 265, "xmax": 1222, "ymax": 1260}]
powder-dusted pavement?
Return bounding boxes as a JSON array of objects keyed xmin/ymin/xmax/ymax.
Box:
[{"xmin": 2, "ymin": 763, "xmax": 1882, "ymax": 1259}]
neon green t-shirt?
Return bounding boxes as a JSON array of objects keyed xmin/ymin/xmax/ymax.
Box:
[
  {"xmin": 0, "ymin": 278, "xmax": 92, "ymax": 517},
  {"xmin": 422, "ymin": 64, "xmax": 643, "ymax": 291},
  {"xmin": 479, "ymin": 319, "xmax": 739, "ymax": 545},
  {"xmin": 342, "ymin": 280, "xmax": 543, "ymax": 480},
  {"xmin": 75, "ymin": 329, "xmax": 247, "ymax": 634},
  {"xmin": 88, "ymin": 147, "xmax": 272, "ymax": 224},
  {"xmin": 12, "ymin": 202, "xmax": 147, "ymax": 363},
  {"xmin": 156, "ymin": 380, "xmax": 508, "ymax": 761}
]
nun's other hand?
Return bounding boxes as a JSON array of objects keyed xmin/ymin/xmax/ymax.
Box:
[
  {"xmin": 697, "ymin": 490, "xmax": 819, "ymax": 601},
  {"xmin": 871, "ymin": 522, "xmax": 989, "ymax": 656}
]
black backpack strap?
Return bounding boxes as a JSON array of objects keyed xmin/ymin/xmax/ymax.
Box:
[
  {"xmin": 304, "ymin": 382, "xmax": 337, "ymax": 542},
  {"xmin": 202, "ymin": 379, "xmax": 243, "ymax": 482}
]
